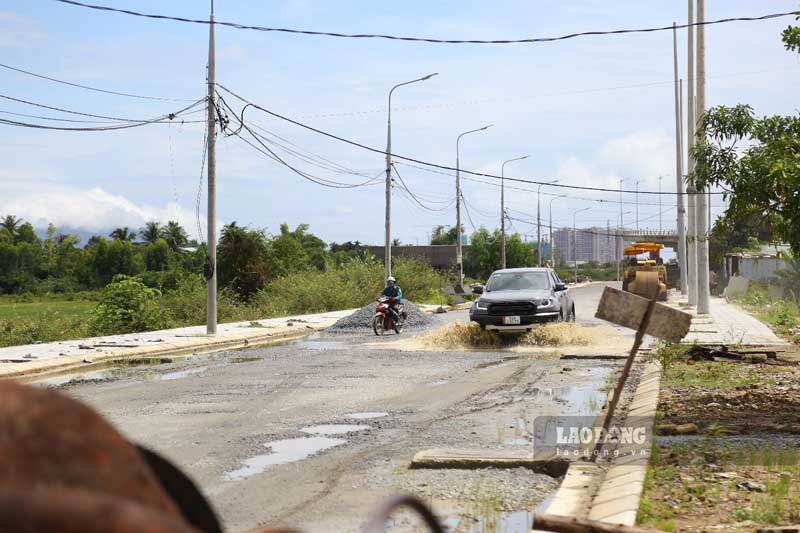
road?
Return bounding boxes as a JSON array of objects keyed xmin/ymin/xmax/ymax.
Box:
[{"xmin": 51, "ymin": 283, "xmax": 629, "ymax": 532}]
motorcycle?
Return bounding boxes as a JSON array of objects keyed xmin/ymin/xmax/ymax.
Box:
[{"xmin": 373, "ymin": 296, "xmax": 406, "ymax": 336}]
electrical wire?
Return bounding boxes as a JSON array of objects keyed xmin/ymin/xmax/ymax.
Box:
[
  {"xmin": 0, "ymin": 61, "xmax": 196, "ymax": 102},
  {"xmin": 0, "ymin": 99, "xmax": 206, "ymax": 131},
  {"xmin": 392, "ymin": 164, "xmax": 454, "ymax": 212},
  {"xmin": 53, "ymin": 0, "xmax": 800, "ymax": 45},
  {"xmin": 215, "ymin": 83, "xmax": 724, "ymax": 196}
]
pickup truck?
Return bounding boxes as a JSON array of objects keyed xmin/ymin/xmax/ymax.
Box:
[{"xmin": 469, "ymin": 267, "xmax": 575, "ymax": 332}]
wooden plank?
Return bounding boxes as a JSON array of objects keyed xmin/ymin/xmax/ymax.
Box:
[
  {"xmin": 594, "ymin": 287, "xmax": 691, "ymax": 342},
  {"xmin": 410, "ymin": 448, "xmax": 569, "ymax": 477}
]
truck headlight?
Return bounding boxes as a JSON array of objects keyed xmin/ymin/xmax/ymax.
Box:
[
  {"xmin": 475, "ymin": 299, "xmax": 489, "ymax": 310},
  {"xmin": 537, "ymin": 299, "xmax": 552, "ymax": 307}
]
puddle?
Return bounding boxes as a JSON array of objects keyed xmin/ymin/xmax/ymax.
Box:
[
  {"xmin": 467, "ymin": 511, "xmax": 533, "ymax": 533},
  {"xmin": 292, "ymin": 339, "xmax": 347, "ymax": 350},
  {"xmin": 475, "ymin": 356, "xmax": 520, "ymax": 369},
  {"xmin": 345, "ymin": 412, "xmax": 388, "ymax": 420},
  {"xmin": 431, "ymin": 380, "xmax": 450, "ymax": 386},
  {"xmin": 300, "ymin": 424, "xmax": 371, "ymax": 435},
  {"xmin": 225, "ymin": 436, "xmax": 346, "ymax": 480},
  {"xmin": 157, "ymin": 366, "xmax": 208, "ymax": 381},
  {"xmin": 31, "ymin": 369, "xmax": 117, "ymax": 387}
]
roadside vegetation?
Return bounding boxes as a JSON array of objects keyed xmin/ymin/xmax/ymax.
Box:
[{"xmin": 729, "ymin": 282, "xmax": 800, "ymax": 345}]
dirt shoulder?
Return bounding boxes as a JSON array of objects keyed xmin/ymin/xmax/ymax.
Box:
[{"xmin": 638, "ymin": 350, "xmax": 800, "ymax": 531}]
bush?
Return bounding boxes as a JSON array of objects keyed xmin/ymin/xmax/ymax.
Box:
[
  {"xmin": 0, "ymin": 316, "xmax": 89, "ymax": 348},
  {"xmin": 89, "ymin": 275, "xmax": 171, "ymax": 335},
  {"xmin": 158, "ymin": 273, "xmax": 253, "ymax": 325}
]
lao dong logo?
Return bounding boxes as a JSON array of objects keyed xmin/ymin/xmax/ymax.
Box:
[{"xmin": 556, "ymin": 425, "xmax": 647, "ymax": 445}]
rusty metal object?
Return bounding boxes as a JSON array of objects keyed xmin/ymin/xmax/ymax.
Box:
[{"xmin": 0, "ymin": 381, "xmax": 214, "ymax": 532}]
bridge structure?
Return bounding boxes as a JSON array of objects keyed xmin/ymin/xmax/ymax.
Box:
[{"xmin": 620, "ymin": 228, "xmax": 679, "ymax": 250}]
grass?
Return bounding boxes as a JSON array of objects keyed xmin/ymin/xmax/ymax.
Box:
[
  {"xmin": 0, "ymin": 299, "xmax": 96, "ymax": 320},
  {"xmin": 730, "ymin": 284, "xmax": 800, "ymax": 344}
]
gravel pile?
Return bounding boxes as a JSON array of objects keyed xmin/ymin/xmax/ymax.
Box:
[{"xmin": 328, "ymin": 300, "xmax": 433, "ymax": 332}]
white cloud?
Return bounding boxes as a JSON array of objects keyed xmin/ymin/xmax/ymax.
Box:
[
  {"xmin": 0, "ymin": 11, "xmax": 45, "ymax": 48},
  {"xmin": 0, "ymin": 179, "xmax": 208, "ymax": 240}
]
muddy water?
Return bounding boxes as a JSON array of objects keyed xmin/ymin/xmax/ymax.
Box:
[{"xmin": 225, "ymin": 436, "xmax": 346, "ymax": 480}]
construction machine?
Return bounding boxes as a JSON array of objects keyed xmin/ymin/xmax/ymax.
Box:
[{"xmin": 621, "ymin": 242, "xmax": 668, "ymax": 301}]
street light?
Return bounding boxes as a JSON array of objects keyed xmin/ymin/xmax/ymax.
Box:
[
  {"xmin": 572, "ymin": 207, "xmax": 590, "ymax": 284},
  {"xmin": 616, "ymin": 210, "xmax": 632, "ymax": 282},
  {"xmin": 384, "ymin": 72, "xmax": 438, "ymax": 281},
  {"xmin": 635, "ymin": 179, "xmax": 642, "ymax": 231},
  {"xmin": 537, "ymin": 179, "xmax": 559, "ymax": 267},
  {"xmin": 501, "ymin": 155, "xmax": 529, "ymax": 269},
  {"xmin": 549, "ymin": 194, "xmax": 567, "ymax": 266},
  {"xmin": 455, "ymin": 124, "xmax": 492, "ymax": 291}
]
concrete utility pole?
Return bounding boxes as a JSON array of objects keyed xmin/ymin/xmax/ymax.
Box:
[
  {"xmin": 696, "ymin": 0, "xmax": 710, "ymax": 314},
  {"xmin": 635, "ymin": 179, "xmax": 642, "ymax": 230},
  {"xmin": 658, "ymin": 176, "xmax": 663, "ymax": 232},
  {"xmin": 206, "ymin": 0, "xmax": 217, "ymax": 335},
  {"xmin": 687, "ymin": 0, "xmax": 698, "ymax": 306},
  {"xmin": 674, "ymin": 22, "xmax": 688, "ymax": 295},
  {"xmin": 618, "ymin": 178, "xmax": 624, "ymax": 282},
  {"xmin": 537, "ymin": 179, "xmax": 559, "ymax": 267},
  {"xmin": 384, "ymin": 73, "xmax": 437, "ymax": 281},
  {"xmin": 549, "ymin": 194, "xmax": 566, "ymax": 266},
  {"xmin": 573, "ymin": 207, "xmax": 590, "ymax": 283},
  {"xmin": 456, "ymin": 125, "xmax": 491, "ymax": 289},
  {"xmin": 501, "ymin": 155, "xmax": 529, "ymax": 269}
]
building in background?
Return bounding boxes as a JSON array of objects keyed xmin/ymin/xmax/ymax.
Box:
[{"xmin": 553, "ymin": 227, "xmax": 621, "ymax": 263}]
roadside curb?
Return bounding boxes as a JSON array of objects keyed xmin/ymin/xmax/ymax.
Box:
[
  {"xmin": 587, "ymin": 360, "xmax": 661, "ymax": 526},
  {"xmin": 0, "ymin": 326, "xmax": 326, "ymax": 381}
]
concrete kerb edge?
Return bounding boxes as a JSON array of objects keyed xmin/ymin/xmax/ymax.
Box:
[
  {"xmin": 0, "ymin": 327, "xmax": 322, "ymax": 381},
  {"xmin": 587, "ymin": 360, "xmax": 661, "ymax": 526}
]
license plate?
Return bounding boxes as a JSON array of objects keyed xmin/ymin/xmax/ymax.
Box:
[{"xmin": 502, "ymin": 316, "xmax": 521, "ymax": 325}]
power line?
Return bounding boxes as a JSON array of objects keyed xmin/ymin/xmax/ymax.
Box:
[
  {"xmin": 0, "ymin": 107, "xmax": 202, "ymax": 125},
  {"xmin": 0, "ymin": 99, "xmax": 206, "ymax": 131},
  {"xmin": 0, "ymin": 61, "xmax": 196, "ymax": 102},
  {"xmin": 53, "ymin": 0, "xmax": 799, "ymax": 45},
  {"xmin": 392, "ymin": 164, "xmax": 454, "ymax": 213},
  {"xmin": 216, "ymin": 83, "xmax": 724, "ymax": 196}
]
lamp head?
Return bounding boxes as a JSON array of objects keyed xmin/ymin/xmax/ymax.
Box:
[{"xmin": 421, "ymin": 73, "xmax": 439, "ymax": 81}]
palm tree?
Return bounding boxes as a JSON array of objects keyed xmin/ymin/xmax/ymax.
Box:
[
  {"xmin": 139, "ymin": 221, "xmax": 162, "ymax": 244},
  {"xmin": 1, "ymin": 215, "xmax": 22, "ymax": 238},
  {"xmin": 109, "ymin": 227, "xmax": 136, "ymax": 241},
  {"xmin": 162, "ymin": 220, "xmax": 189, "ymax": 251}
]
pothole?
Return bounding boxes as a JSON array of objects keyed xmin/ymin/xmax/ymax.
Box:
[
  {"xmin": 300, "ymin": 424, "xmax": 371, "ymax": 435},
  {"xmin": 225, "ymin": 436, "xmax": 346, "ymax": 480}
]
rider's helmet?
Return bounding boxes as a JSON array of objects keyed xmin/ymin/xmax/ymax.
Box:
[{"xmin": 387, "ymin": 276, "xmax": 396, "ymax": 283}]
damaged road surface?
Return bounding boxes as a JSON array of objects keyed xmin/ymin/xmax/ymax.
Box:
[{"xmin": 50, "ymin": 283, "xmax": 632, "ymax": 532}]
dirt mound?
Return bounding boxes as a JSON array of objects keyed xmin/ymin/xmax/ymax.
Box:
[
  {"xmin": 420, "ymin": 322, "xmax": 599, "ymax": 350},
  {"xmin": 328, "ymin": 300, "xmax": 433, "ymax": 333}
]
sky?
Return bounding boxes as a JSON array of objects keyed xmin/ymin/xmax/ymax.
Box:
[{"xmin": 1, "ymin": 0, "xmax": 799, "ymax": 251}]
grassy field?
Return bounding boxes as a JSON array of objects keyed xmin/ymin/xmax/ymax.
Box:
[{"xmin": 0, "ymin": 299, "xmax": 96, "ymax": 320}]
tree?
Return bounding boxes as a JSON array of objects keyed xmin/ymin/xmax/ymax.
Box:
[
  {"xmin": 708, "ymin": 210, "xmax": 780, "ymax": 272},
  {"xmin": 430, "ymin": 225, "xmax": 461, "ymax": 245},
  {"xmin": 162, "ymin": 220, "xmax": 189, "ymax": 251},
  {"xmin": 464, "ymin": 227, "xmax": 535, "ymax": 279},
  {"xmin": 109, "ymin": 227, "xmax": 136, "ymax": 241},
  {"xmin": 140, "ymin": 221, "xmax": 162, "ymax": 244},
  {"xmin": 217, "ymin": 222, "xmax": 271, "ymax": 300},
  {"xmin": 692, "ymin": 21, "xmax": 800, "ymax": 256},
  {"xmin": 0, "ymin": 215, "xmax": 22, "ymax": 239},
  {"xmin": 145, "ymin": 239, "xmax": 171, "ymax": 271},
  {"xmin": 14, "ymin": 223, "xmax": 39, "ymax": 245}
]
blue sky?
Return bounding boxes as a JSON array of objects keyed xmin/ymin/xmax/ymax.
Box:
[{"xmin": 1, "ymin": 0, "xmax": 799, "ymax": 248}]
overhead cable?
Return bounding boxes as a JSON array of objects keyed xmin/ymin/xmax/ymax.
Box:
[
  {"xmin": 216, "ymin": 84, "xmax": 724, "ymax": 196},
  {"xmin": 0, "ymin": 61, "xmax": 196, "ymax": 102},
  {"xmin": 53, "ymin": 0, "xmax": 799, "ymax": 45}
]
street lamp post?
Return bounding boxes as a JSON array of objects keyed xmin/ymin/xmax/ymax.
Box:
[
  {"xmin": 537, "ymin": 179, "xmax": 559, "ymax": 267},
  {"xmin": 573, "ymin": 207, "xmax": 590, "ymax": 284},
  {"xmin": 456, "ymin": 125, "xmax": 491, "ymax": 290},
  {"xmin": 384, "ymin": 73, "xmax": 437, "ymax": 281},
  {"xmin": 635, "ymin": 179, "xmax": 642, "ymax": 231},
  {"xmin": 549, "ymin": 194, "xmax": 567, "ymax": 266},
  {"xmin": 501, "ymin": 155, "xmax": 529, "ymax": 269}
]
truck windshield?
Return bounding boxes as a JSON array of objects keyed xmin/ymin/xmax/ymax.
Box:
[{"xmin": 486, "ymin": 271, "xmax": 549, "ymax": 292}]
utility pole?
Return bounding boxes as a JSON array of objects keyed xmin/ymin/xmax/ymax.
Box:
[
  {"xmin": 206, "ymin": 0, "xmax": 217, "ymax": 335},
  {"xmin": 537, "ymin": 179, "xmax": 559, "ymax": 267},
  {"xmin": 384, "ymin": 73, "xmax": 437, "ymax": 282},
  {"xmin": 635, "ymin": 179, "xmax": 641, "ymax": 230},
  {"xmin": 501, "ymin": 155, "xmax": 529, "ymax": 269},
  {"xmin": 658, "ymin": 176, "xmax": 663, "ymax": 232},
  {"xmin": 619, "ymin": 178, "xmax": 624, "ymax": 283},
  {"xmin": 674, "ymin": 21, "xmax": 688, "ymax": 295},
  {"xmin": 687, "ymin": 0, "xmax": 698, "ymax": 306},
  {"xmin": 456, "ymin": 125, "xmax": 491, "ymax": 289},
  {"xmin": 696, "ymin": 0, "xmax": 710, "ymax": 314},
  {"xmin": 549, "ymin": 194, "xmax": 566, "ymax": 266}
]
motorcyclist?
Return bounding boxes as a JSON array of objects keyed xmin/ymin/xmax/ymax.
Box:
[{"xmin": 379, "ymin": 276, "xmax": 403, "ymax": 322}]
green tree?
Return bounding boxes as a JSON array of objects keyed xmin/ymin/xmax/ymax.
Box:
[
  {"xmin": 430, "ymin": 225, "xmax": 461, "ymax": 245},
  {"xmin": 162, "ymin": 220, "xmax": 189, "ymax": 251},
  {"xmin": 145, "ymin": 239, "xmax": 170, "ymax": 271},
  {"xmin": 464, "ymin": 227, "xmax": 535, "ymax": 279},
  {"xmin": 15, "ymin": 222, "xmax": 39, "ymax": 245},
  {"xmin": 218, "ymin": 222, "xmax": 271, "ymax": 299},
  {"xmin": 109, "ymin": 227, "xmax": 136, "ymax": 241},
  {"xmin": 693, "ymin": 22, "xmax": 800, "ymax": 256},
  {"xmin": 0, "ymin": 215, "xmax": 22, "ymax": 239},
  {"xmin": 89, "ymin": 275, "xmax": 169, "ymax": 335},
  {"xmin": 139, "ymin": 221, "xmax": 162, "ymax": 244},
  {"xmin": 87, "ymin": 238, "xmax": 140, "ymax": 286}
]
